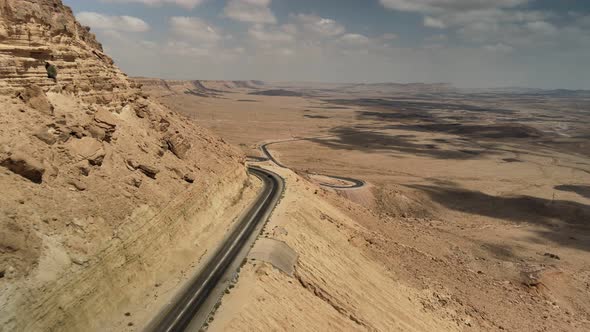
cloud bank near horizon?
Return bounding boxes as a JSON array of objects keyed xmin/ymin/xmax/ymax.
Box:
[{"xmin": 71, "ymin": 0, "xmax": 590, "ymax": 89}]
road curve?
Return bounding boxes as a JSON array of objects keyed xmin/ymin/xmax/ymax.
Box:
[
  {"xmin": 260, "ymin": 141, "xmax": 365, "ymax": 189},
  {"xmin": 147, "ymin": 166, "xmax": 284, "ymax": 332},
  {"xmin": 317, "ymin": 174, "xmax": 365, "ymax": 189}
]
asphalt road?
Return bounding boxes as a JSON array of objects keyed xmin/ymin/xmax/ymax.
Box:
[
  {"xmin": 147, "ymin": 166, "xmax": 284, "ymax": 332},
  {"xmin": 259, "ymin": 141, "xmax": 365, "ymax": 189}
]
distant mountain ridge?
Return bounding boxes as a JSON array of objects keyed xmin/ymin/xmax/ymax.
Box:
[
  {"xmin": 461, "ymin": 87, "xmax": 590, "ymax": 97},
  {"xmin": 134, "ymin": 77, "xmax": 590, "ymax": 97}
]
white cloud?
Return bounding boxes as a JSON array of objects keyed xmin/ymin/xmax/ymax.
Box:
[
  {"xmin": 140, "ymin": 40, "xmax": 158, "ymax": 49},
  {"xmin": 77, "ymin": 12, "xmax": 149, "ymax": 32},
  {"xmin": 101, "ymin": 0, "xmax": 205, "ymax": 9},
  {"xmin": 242, "ymin": 14, "xmax": 391, "ymax": 59},
  {"xmin": 241, "ymin": 13, "xmax": 396, "ymax": 60},
  {"xmin": 425, "ymin": 34, "xmax": 448, "ymax": 42},
  {"xmin": 223, "ymin": 0, "xmax": 276, "ymax": 24},
  {"xmin": 483, "ymin": 42, "xmax": 514, "ymax": 53},
  {"xmin": 169, "ymin": 17, "xmax": 221, "ymax": 42},
  {"xmin": 340, "ymin": 33, "xmax": 370, "ymax": 45},
  {"xmin": 77, "ymin": 0, "xmax": 588, "ymax": 89},
  {"xmin": 526, "ymin": 21, "xmax": 557, "ymax": 35},
  {"xmin": 101, "ymin": 29, "xmax": 125, "ymax": 41},
  {"xmin": 424, "ymin": 16, "xmax": 446, "ymax": 29},
  {"xmin": 421, "ymin": 9, "xmax": 550, "ymax": 29},
  {"xmin": 162, "ymin": 40, "xmax": 245, "ymax": 63},
  {"xmin": 456, "ymin": 16, "xmax": 563, "ymax": 48},
  {"xmin": 377, "ymin": 0, "xmax": 562, "ymax": 49},
  {"xmin": 164, "ymin": 40, "xmax": 213, "ymax": 57},
  {"xmin": 379, "ymin": 0, "xmax": 530, "ymax": 13},
  {"xmin": 292, "ymin": 14, "xmax": 346, "ymax": 37},
  {"xmin": 380, "ymin": 33, "xmax": 398, "ymax": 40},
  {"xmin": 248, "ymin": 24, "xmax": 295, "ymax": 43},
  {"xmin": 378, "ymin": 0, "xmax": 562, "ymax": 51}
]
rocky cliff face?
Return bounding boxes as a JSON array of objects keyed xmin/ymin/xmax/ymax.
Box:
[
  {"xmin": 0, "ymin": 0, "xmax": 138, "ymax": 103},
  {"xmin": 134, "ymin": 78, "xmax": 265, "ymax": 97},
  {"xmin": 0, "ymin": 1, "xmax": 255, "ymax": 330}
]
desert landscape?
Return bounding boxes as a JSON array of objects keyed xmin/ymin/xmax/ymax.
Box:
[
  {"xmin": 137, "ymin": 78, "xmax": 590, "ymax": 331},
  {"xmin": 1, "ymin": 0, "xmax": 589, "ymax": 331}
]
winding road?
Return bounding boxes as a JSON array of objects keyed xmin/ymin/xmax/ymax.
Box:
[
  {"xmin": 259, "ymin": 140, "xmax": 365, "ymax": 189},
  {"xmin": 147, "ymin": 166, "xmax": 284, "ymax": 332},
  {"xmin": 148, "ymin": 135, "xmax": 363, "ymax": 331}
]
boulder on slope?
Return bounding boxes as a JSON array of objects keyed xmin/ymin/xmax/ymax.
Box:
[
  {"xmin": 165, "ymin": 132, "xmax": 191, "ymax": 159},
  {"xmin": 17, "ymin": 85, "xmax": 54, "ymax": 115},
  {"xmin": 1, "ymin": 152, "xmax": 46, "ymax": 184},
  {"xmin": 65, "ymin": 137, "xmax": 105, "ymax": 166}
]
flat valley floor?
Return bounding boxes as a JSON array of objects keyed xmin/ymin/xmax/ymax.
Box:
[{"xmin": 140, "ymin": 80, "xmax": 590, "ymax": 331}]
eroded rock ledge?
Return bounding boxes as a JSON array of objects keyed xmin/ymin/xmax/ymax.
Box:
[{"xmin": 0, "ymin": 0, "xmax": 139, "ymax": 103}]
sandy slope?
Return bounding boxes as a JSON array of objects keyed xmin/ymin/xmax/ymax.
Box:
[
  {"xmin": 209, "ymin": 164, "xmax": 461, "ymax": 331},
  {"xmin": 144, "ymin": 79, "xmax": 590, "ymax": 331}
]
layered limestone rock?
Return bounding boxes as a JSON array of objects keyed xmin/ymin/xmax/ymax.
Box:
[
  {"xmin": 134, "ymin": 78, "xmax": 265, "ymax": 97},
  {"xmin": 0, "ymin": 83, "xmax": 253, "ymax": 330},
  {"xmin": 0, "ymin": 0, "xmax": 139, "ymax": 103},
  {"xmin": 0, "ymin": 1, "xmax": 256, "ymax": 331}
]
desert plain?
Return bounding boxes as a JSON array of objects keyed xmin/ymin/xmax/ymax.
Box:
[{"xmin": 137, "ymin": 78, "xmax": 590, "ymax": 331}]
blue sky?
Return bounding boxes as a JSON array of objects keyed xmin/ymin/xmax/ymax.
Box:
[{"xmin": 66, "ymin": 0, "xmax": 590, "ymax": 89}]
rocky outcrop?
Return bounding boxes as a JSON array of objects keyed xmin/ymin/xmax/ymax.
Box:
[
  {"xmin": 0, "ymin": 1, "xmax": 253, "ymax": 331},
  {"xmin": 65, "ymin": 137, "xmax": 105, "ymax": 165},
  {"xmin": 138, "ymin": 163, "xmax": 159, "ymax": 179},
  {"xmin": 16, "ymin": 85, "xmax": 54, "ymax": 114},
  {"xmin": 0, "ymin": 152, "xmax": 45, "ymax": 183},
  {"xmin": 165, "ymin": 132, "xmax": 191, "ymax": 159},
  {"xmin": 133, "ymin": 78, "xmax": 264, "ymax": 97},
  {"xmin": 0, "ymin": 0, "xmax": 139, "ymax": 103}
]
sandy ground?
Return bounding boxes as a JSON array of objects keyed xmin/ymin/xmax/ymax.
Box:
[
  {"xmin": 141, "ymin": 79, "xmax": 590, "ymax": 331},
  {"xmin": 208, "ymin": 164, "xmax": 461, "ymax": 332}
]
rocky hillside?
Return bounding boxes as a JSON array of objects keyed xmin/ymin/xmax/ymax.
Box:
[
  {"xmin": 134, "ymin": 78, "xmax": 264, "ymax": 97},
  {"xmin": 0, "ymin": 0, "xmax": 138, "ymax": 103},
  {"xmin": 0, "ymin": 1, "xmax": 255, "ymax": 330}
]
